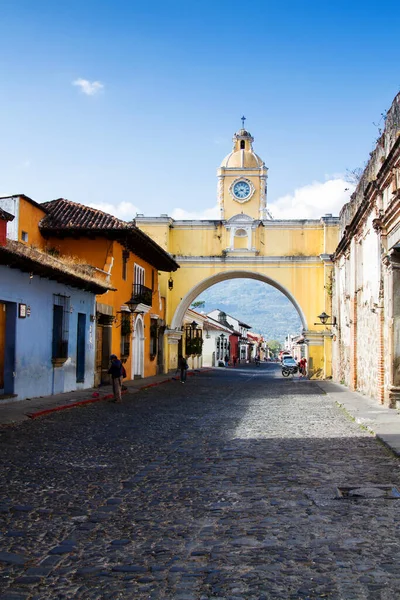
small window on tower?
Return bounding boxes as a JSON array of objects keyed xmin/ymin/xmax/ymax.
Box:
[
  {"xmin": 240, "ymin": 140, "xmax": 245, "ymax": 150},
  {"xmin": 21, "ymin": 231, "xmax": 28, "ymax": 242}
]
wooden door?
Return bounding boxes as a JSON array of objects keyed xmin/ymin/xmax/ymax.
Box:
[
  {"xmin": 95, "ymin": 323, "xmax": 103, "ymax": 387},
  {"xmin": 76, "ymin": 313, "xmax": 86, "ymax": 383},
  {"xmin": 0, "ymin": 302, "xmax": 5, "ymax": 389}
]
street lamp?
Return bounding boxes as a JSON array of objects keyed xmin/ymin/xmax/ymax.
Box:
[
  {"xmin": 125, "ymin": 296, "xmax": 138, "ymax": 313},
  {"xmin": 315, "ymin": 312, "xmax": 337, "ymax": 326}
]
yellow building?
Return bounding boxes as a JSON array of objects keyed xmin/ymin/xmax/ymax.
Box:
[{"xmin": 136, "ymin": 126, "xmax": 340, "ymax": 378}]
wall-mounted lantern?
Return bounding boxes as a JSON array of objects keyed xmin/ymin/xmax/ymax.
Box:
[
  {"xmin": 168, "ymin": 276, "xmax": 174, "ymax": 291},
  {"xmin": 315, "ymin": 312, "xmax": 337, "ymax": 326}
]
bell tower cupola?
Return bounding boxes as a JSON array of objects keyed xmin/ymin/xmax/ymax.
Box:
[{"xmin": 217, "ymin": 117, "xmax": 269, "ymax": 222}]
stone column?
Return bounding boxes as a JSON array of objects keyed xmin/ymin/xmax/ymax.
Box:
[
  {"xmin": 165, "ymin": 329, "xmax": 183, "ymax": 372},
  {"xmin": 384, "ymin": 252, "xmax": 400, "ymax": 406},
  {"xmin": 217, "ymin": 175, "xmax": 224, "ymax": 220},
  {"xmin": 259, "ymin": 175, "xmax": 267, "ymax": 220},
  {"xmin": 302, "ymin": 331, "xmax": 325, "ymax": 378}
]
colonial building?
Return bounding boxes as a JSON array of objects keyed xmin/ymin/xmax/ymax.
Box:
[
  {"xmin": 136, "ymin": 126, "xmax": 339, "ymax": 378},
  {"xmin": 0, "ymin": 210, "xmax": 112, "ymax": 400},
  {"xmin": 0, "ymin": 195, "xmax": 179, "ymax": 385},
  {"xmin": 332, "ymin": 92, "xmax": 400, "ymax": 406},
  {"xmin": 181, "ymin": 308, "xmax": 206, "ymax": 370},
  {"xmin": 202, "ymin": 315, "xmax": 233, "ymax": 367}
]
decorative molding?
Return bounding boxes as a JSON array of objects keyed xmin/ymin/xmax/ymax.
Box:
[
  {"xmin": 319, "ymin": 253, "xmax": 334, "ymax": 264},
  {"xmin": 175, "ymin": 255, "xmax": 323, "ymax": 264},
  {"xmin": 165, "ymin": 329, "xmax": 183, "ymax": 344}
]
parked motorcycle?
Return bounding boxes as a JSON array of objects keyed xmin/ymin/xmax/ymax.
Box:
[
  {"xmin": 281, "ymin": 357, "xmax": 298, "ymax": 377},
  {"xmin": 282, "ymin": 365, "xmax": 298, "ymax": 377}
]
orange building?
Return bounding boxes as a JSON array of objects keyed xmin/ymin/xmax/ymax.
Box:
[{"xmin": 0, "ymin": 195, "xmax": 179, "ymax": 384}]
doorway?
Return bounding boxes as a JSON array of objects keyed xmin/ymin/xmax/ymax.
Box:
[
  {"xmin": 133, "ymin": 317, "xmax": 144, "ymax": 378},
  {"xmin": 76, "ymin": 313, "xmax": 86, "ymax": 383},
  {"xmin": 0, "ymin": 302, "xmax": 6, "ymax": 391}
]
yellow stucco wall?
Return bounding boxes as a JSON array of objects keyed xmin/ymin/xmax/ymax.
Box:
[
  {"xmin": 19, "ymin": 199, "xmax": 47, "ymax": 248},
  {"xmin": 45, "ymin": 235, "xmax": 164, "ymax": 379},
  {"xmin": 138, "ymin": 218, "xmax": 339, "ymax": 378}
]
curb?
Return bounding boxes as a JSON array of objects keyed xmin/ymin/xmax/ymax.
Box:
[{"xmin": 25, "ymin": 369, "xmax": 211, "ymax": 420}]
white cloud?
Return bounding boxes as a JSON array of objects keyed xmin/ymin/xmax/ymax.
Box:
[
  {"xmin": 268, "ymin": 178, "xmax": 355, "ymax": 220},
  {"xmin": 171, "ymin": 205, "xmax": 220, "ymax": 220},
  {"xmin": 72, "ymin": 78, "xmax": 104, "ymax": 96},
  {"xmin": 87, "ymin": 201, "xmax": 140, "ymax": 221}
]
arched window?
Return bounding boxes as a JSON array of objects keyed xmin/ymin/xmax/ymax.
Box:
[
  {"xmin": 235, "ymin": 228, "xmax": 248, "ymax": 237},
  {"xmin": 240, "ymin": 140, "xmax": 245, "ymax": 150}
]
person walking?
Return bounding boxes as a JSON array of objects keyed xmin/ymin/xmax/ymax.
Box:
[
  {"xmin": 108, "ymin": 354, "xmax": 123, "ymax": 402},
  {"xmin": 299, "ymin": 357, "xmax": 307, "ymax": 377},
  {"xmin": 178, "ymin": 354, "xmax": 188, "ymax": 383}
]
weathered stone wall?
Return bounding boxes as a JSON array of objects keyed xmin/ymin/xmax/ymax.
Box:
[
  {"xmin": 339, "ymin": 93, "xmax": 400, "ymax": 235},
  {"xmin": 333, "ymin": 92, "xmax": 400, "ymax": 405}
]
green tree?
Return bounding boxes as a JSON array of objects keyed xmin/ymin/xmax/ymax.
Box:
[
  {"xmin": 191, "ymin": 300, "xmax": 205, "ymax": 310},
  {"xmin": 267, "ymin": 340, "xmax": 281, "ymax": 357}
]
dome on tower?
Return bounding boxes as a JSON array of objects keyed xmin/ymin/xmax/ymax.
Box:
[
  {"xmin": 220, "ymin": 126, "xmax": 265, "ymax": 169},
  {"xmin": 220, "ymin": 149, "xmax": 264, "ymax": 169}
]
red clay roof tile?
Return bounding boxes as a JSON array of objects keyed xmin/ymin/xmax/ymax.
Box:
[{"xmin": 40, "ymin": 198, "xmax": 128, "ymax": 230}]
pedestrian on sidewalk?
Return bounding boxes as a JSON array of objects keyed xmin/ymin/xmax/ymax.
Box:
[
  {"xmin": 108, "ymin": 354, "xmax": 124, "ymax": 402},
  {"xmin": 299, "ymin": 357, "xmax": 307, "ymax": 378},
  {"xmin": 178, "ymin": 354, "xmax": 188, "ymax": 383}
]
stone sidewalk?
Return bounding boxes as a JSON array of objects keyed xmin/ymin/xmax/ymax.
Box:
[
  {"xmin": 316, "ymin": 380, "xmax": 400, "ymax": 457},
  {"xmin": 0, "ymin": 370, "xmax": 204, "ymax": 425}
]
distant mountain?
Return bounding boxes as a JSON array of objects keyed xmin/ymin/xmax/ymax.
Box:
[{"xmin": 194, "ymin": 279, "xmax": 302, "ymax": 343}]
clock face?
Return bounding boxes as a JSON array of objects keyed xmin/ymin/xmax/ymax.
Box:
[{"xmin": 233, "ymin": 180, "xmax": 251, "ymax": 199}]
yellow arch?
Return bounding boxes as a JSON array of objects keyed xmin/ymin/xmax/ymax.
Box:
[{"xmin": 171, "ymin": 270, "xmax": 308, "ymax": 330}]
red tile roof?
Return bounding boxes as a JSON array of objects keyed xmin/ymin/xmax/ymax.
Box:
[
  {"xmin": 40, "ymin": 198, "xmax": 179, "ymax": 272},
  {"xmin": 41, "ymin": 198, "xmax": 127, "ymax": 230}
]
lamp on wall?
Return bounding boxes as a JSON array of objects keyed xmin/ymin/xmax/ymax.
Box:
[
  {"xmin": 315, "ymin": 312, "xmax": 337, "ymax": 326},
  {"xmin": 168, "ymin": 276, "xmax": 174, "ymax": 291},
  {"xmin": 125, "ymin": 296, "xmax": 139, "ymax": 313}
]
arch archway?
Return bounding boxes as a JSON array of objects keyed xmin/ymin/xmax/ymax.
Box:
[
  {"xmin": 132, "ymin": 315, "xmax": 145, "ymax": 378},
  {"xmin": 170, "ymin": 270, "xmax": 307, "ymax": 331}
]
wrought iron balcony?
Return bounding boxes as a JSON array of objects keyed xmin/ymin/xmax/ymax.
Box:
[{"xmin": 129, "ymin": 283, "xmax": 152, "ymax": 308}]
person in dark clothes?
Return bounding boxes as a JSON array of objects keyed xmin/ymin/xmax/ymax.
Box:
[
  {"xmin": 108, "ymin": 354, "xmax": 123, "ymax": 402},
  {"xmin": 178, "ymin": 354, "xmax": 188, "ymax": 383}
]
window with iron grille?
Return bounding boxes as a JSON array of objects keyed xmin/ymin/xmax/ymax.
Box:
[
  {"xmin": 150, "ymin": 318, "xmax": 157, "ymax": 358},
  {"xmin": 52, "ymin": 294, "xmax": 70, "ymax": 361},
  {"xmin": 134, "ymin": 264, "xmax": 145, "ymax": 286}
]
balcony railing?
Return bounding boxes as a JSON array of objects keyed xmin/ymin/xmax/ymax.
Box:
[{"xmin": 131, "ymin": 283, "xmax": 152, "ymax": 307}]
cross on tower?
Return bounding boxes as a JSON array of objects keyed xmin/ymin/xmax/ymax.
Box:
[{"xmin": 241, "ymin": 115, "xmax": 246, "ymax": 129}]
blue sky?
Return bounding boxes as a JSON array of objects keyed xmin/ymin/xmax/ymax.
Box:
[{"xmin": 0, "ymin": 0, "xmax": 398, "ymax": 220}]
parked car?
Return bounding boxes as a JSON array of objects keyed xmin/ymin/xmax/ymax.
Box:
[
  {"xmin": 281, "ymin": 354, "xmax": 294, "ymax": 363},
  {"xmin": 281, "ymin": 356, "xmax": 298, "ymax": 377}
]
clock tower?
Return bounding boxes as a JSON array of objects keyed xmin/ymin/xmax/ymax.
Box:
[{"xmin": 217, "ymin": 123, "xmax": 269, "ymax": 222}]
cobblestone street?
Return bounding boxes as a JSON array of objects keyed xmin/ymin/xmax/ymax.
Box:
[{"xmin": 1, "ymin": 363, "xmax": 400, "ymax": 599}]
